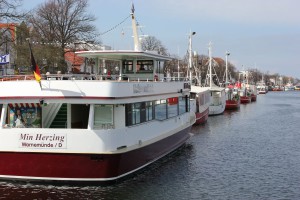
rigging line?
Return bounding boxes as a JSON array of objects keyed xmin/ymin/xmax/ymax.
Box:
[
  {"xmin": 135, "ymin": 17, "xmax": 145, "ymax": 36},
  {"xmin": 98, "ymin": 14, "xmax": 131, "ymax": 37}
]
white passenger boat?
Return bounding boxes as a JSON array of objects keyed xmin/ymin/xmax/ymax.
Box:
[{"xmin": 0, "ymin": 5, "xmax": 195, "ymax": 183}]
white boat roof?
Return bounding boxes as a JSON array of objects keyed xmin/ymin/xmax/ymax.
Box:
[
  {"xmin": 76, "ymin": 50, "xmax": 172, "ymax": 61},
  {"xmin": 0, "ymin": 79, "xmax": 188, "ymax": 104},
  {"xmin": 209, "ymin": 86, "xmax": 225, "ymax": 92},
  {"xmin": 190, "ymin": 86, "xmax": 210, "ymax": 93}
]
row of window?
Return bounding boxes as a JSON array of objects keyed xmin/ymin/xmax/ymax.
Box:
[
  {"xmin": 0, "ymin": 96, "xmax": 190, "ymax": 129},
  {"xmin": 123, "ymin": 60, "xmax": 154, "ymax": 73},
  {"xmin": 125, "ymin": 96, "xmax": 190, "ymax": 126}
]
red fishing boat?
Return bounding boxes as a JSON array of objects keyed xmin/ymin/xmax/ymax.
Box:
[
  {"xmin": 225, "ymin": 85, "xmax": 240, "ymax": 110},
  {"xmin": 239, "ymin": 88, "xmax": 252, "ymax": 103},
  {"xmin": 251, "ymin": 93, "xmax": 257, "ymax": 101},
  {"xmin": 248, "ymin": 85, "xmax": 257, "ymax": 102},
  {"xmin": 224, "ymin": 52, "xmax": 240, "ymax": 110}
]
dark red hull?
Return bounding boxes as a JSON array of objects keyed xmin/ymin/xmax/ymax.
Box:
[
  {"xmin": 240, "ymin": 96, "xmax": 251, "ymax": 104},
  {"xmin": 225, "ymin": 99, "xmax": 240, "ymax": 110},
  {"xmin": 0, "ymin": 127, "xmax": 191, "ymax": 183},
  {"xmin": 251, "ymin": 94, "xmax": 257, "ymax": 102},
  {"xmin": 194, "ymin": 108, "xmax": 209, "ymax": 125}
]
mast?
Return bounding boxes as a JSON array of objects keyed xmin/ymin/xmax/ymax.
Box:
[
  {"xmin": 131, "ymin": 3, "xmax": 140, "ymax": 51},
  {"xmin": 188, "ymin": 31, "xmax": 196, "ymax": 85},
  {"xmin": 178, "ymin": 59, "xmax": 180, "ymax": 80},
  {"xmin": 225, "ymin": 51, "xmax": 230, "ymax": 87},
  {"xmin": 209, "ymin": 42, "xmax": 212, "ymax": 88},
  {"xmin": 178, "ymin": 46, "xmax": 180, "ymax": 80}
]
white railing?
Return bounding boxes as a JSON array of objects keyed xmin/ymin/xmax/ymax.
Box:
[{"xmin": 1, "ymin": 74, "xmax": 190, "ymax": 83}]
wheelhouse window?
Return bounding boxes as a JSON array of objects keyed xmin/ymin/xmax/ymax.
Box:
[
  {"xmin": 123, "ymin": 60, "xmax": 133, "ymax": 72},
  {"xmin": 7, "ymin": 103, "xmax": 41, "ymax": 128},
  {"xmin": 94, "ymin": 105, "xmax": 114, "ymax": 129},
  {"xmin": 136, "ymin": 60, "xmax": 153, "ymax": 73}
]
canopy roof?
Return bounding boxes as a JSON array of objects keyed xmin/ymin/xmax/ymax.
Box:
[{"xmin": 76, "ymin": 50, "xmax": 172, "ymax": 61}]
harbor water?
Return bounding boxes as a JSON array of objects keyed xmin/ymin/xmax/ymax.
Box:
[{"xmin": 1, "ymin": 91, "xmax": 300, "ymax": 199}]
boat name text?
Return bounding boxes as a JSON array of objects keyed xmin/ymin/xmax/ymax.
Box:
[
  {"xmin": 19, "ymin": 133, "xmax": 67, "ymax": 149},
  {"xmin": 133, "ymin": 83, "xmax": 154, "ymax": 93}
]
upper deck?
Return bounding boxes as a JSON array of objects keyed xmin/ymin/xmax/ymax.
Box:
[{"xmin": 0, "ymin": 74, "xmax": 190, "ymax": 104}]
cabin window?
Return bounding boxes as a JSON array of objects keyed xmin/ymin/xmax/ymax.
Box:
[
  {"xmin": 123, "ymin": 60, "xmax": 133, "ymax": 72},
  {"xmin": 124, "ymin": 97, "xmax": 187, "ymax": 126},
  {"xmin": 125, "ymin": 102, "xmax": 149, "ymax": 126},
  {"xmin": 125, "ymin": 104, "xmax": 132, "ymax": 126},
  {"xmin": 199, "ymin": 94, "xmax": 204, "ymax": 106},
  {"xmin": 168, "ymin": 97, "xmax": 179, "ymax": 118},
  {"xmin": 132, "ymin": 103, "xmax": 141, "ymax": 124},
  {"xmin": 155, "ymin": 99, "xmax": 167, "ymax": 120},
  {"xmin": 205, "ymin": 93, "xmax": 210, "ymax": 104},
  {"xmin": 190, "ymin": 93, "xmax": 196, "ymax": 99},
  {"xmin": 94, "ymin": 105, "xmax": 114, "ymax": 129},
  {"xmin": 179, "ymin": 96, "xmax": 189, "ymax": 114},
  {"xmin": 136, "ymin": 60, "xmax": 153, "ymax": 73},
  {"xmin": 71, "ymin": 104, "xmax": 89, "ymax": 129},
  {"xmin": 146, "ymin": 101, "xmax": 154, "ymax": 121},
  {"xmin": 7, "ymin": 103, "xmax": 41, "ymax": 128},
  {"xmin": 125, "ymin": 101, "xmax": 155, "ymax": 126}
]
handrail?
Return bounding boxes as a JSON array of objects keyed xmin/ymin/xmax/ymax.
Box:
[{"xmin": 0, "ymin": 74, "xmax": 190, "ymax": 83}]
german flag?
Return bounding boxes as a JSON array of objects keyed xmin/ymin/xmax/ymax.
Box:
[{"xmin": 30, "ymin": 50, "xmax": 41, "ymax": 83}]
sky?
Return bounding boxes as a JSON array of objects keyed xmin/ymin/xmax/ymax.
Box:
[{"xmin": 22, "ymin": 0, "xmax": 300, "ymax": 78}]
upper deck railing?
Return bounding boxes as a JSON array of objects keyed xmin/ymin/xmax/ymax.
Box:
[{"xmin": 0, "ymin": 74, "xmax": 189, "ymax": 83}]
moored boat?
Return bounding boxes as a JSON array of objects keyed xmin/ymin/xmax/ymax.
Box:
[
  {"xmin": 209, "ymin": 86, "xmax": 226, "ymax": 115},
  {"xmin": 257, "ymin": 74, "xmax": 268, "ymax": 94},
  {"xmin": 250, "ymin": 93, "xmax": 257, "ymax": 101},
  {"xmin": 235, "ymin": 81, "xmax": 251, "ymax": 103},
  {"xmin": 257, "ymin": 85, "xmax": 267, "ymax": 94},
  {"xmin": 206, "ymin": 43, "xmax": 226, "ymax": 115},
  {"xmin": 272, "ymin": 85, "xmax": 284, "ymax": 91},
  {"xmin": 224, "ymin": 52, "xmax": 240, "ymax": 110},
  {"xmin": 284, "ymin": 82, "xmax": 294, "ymax": 91},
  {"xmin": 225, "ymin": 87, "xmax": 240, "ymax": 110},
  {"xmin": 190, "ymin": 86, "xmax": 210, "ymax": 124},
  {"xmin": 0, "ymin": 5, "xmax": 195, "ymax": 184},
  {"xmin": 239, "ymin": 88, "xmax": 252, "ymax": 103},
  {"xmin": 188, "ymin": 34, "xmax": 210, "ymax": 125},
  {"xmin": 249, "ymin": 85, "xmax": 257, "ymax": 102}
]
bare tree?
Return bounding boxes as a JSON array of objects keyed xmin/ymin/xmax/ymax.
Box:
[
  {"xmin": 0, "ymin": 0, "xmax": 25, "ymax": 48},
  {"xmin": 0, "ymin": 0, "xmax": 24, "ymax": 21},
  {"xmin": 141, "ymin": 36, "xmax": 168, "ymax": 56},
  {"xmin": 28, "ymin": 0, "xmax": 98, "ymax": 71}
]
